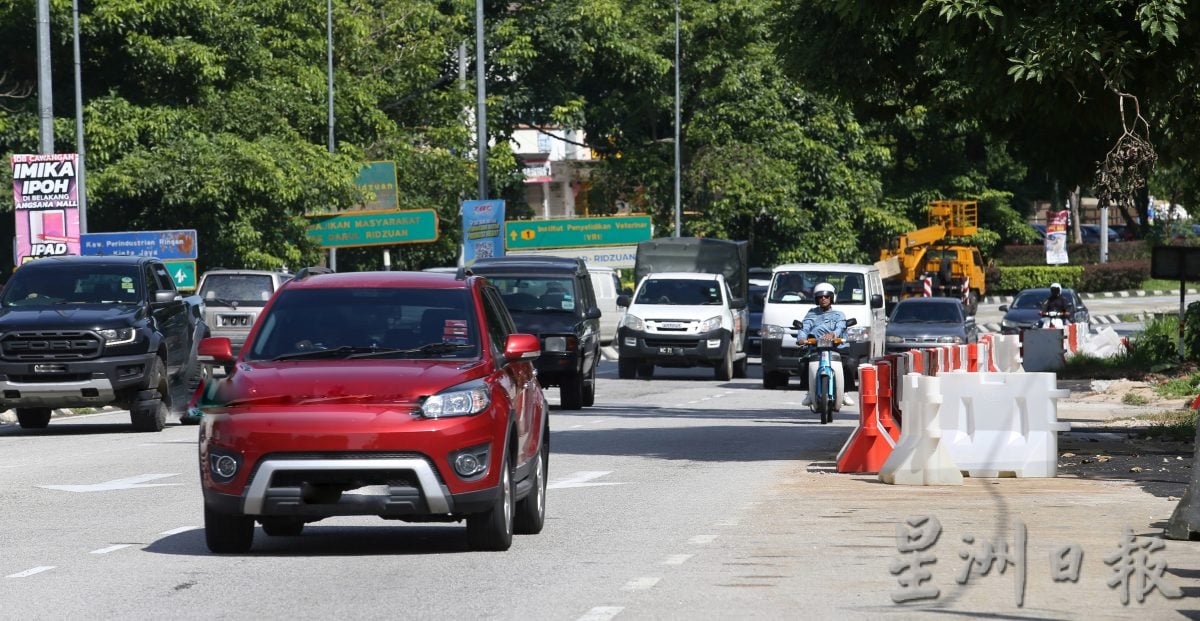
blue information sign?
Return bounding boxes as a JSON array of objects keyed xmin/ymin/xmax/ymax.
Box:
[{"xmin": 79, "ymin": 230, "xmax": 198, "ymax": 260}]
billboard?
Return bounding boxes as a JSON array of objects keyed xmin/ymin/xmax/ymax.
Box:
[
  {"xmin": 462, "ymin": 200, "xmax": 506, "ymax": 266},
  {"xmin": 1045, "ymin": 210, "xmax": 1069, "ymax": 265},
  {"xmin": 11, "ymin": 153, "xmax": 81, "ymax": 264}
]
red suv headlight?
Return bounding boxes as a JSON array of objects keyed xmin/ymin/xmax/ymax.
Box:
[{"xmin": 421, "ymin": 380, "xmax": 490, "ymax": 418}]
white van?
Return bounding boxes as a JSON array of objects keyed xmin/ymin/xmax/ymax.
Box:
[
  {"xmin": 588, "ymin": 266, "xmax": 624, "ymax": 345},
  {"xmin": 759, "ymin": 263, "xmax": 886, "ymax": 390}
]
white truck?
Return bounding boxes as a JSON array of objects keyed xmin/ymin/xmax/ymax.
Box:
[{"xmin": 615, "ymin": 238, "xmax": 750, "ymax": 380}]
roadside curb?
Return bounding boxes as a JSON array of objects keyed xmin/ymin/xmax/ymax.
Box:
[
  {"xmin": 0, "ymin": 406, "xmax": 117, "ymax": 425},
  {"xmin": 984, "ymin": 288, "xmax": 1200, "ymax": 305}
]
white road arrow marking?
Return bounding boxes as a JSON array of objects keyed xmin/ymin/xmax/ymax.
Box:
[
  {"xmin": 547, "ymin": 471, "xmax": 625, "ymax": 490},
  {"xmin": 7, "ymin": 566, "xmax": 55, "ymax": 578},
  {"xmin": 38, "ymin": 473, "xmax": 181, "ymax": 493}
]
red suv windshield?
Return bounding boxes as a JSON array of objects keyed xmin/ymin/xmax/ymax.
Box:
[{"xmin": 243, "ymin": 287, "xmax": 480, "ymax": 361}]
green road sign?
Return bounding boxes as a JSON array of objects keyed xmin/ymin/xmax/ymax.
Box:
[
  {"xmin": 504, "ymin": 215, "xmax": 653, "ymax": 250},
  {"xmin": 354, "ymin": 161, "xmax": 398, "ymax": 211},
  {"xmin": 306, "ymin": 209, "xmax": 439, "ymax": 249},
  {"xmin": 164, "ymin": 260, "xmax": 197, "ymax": 291}
]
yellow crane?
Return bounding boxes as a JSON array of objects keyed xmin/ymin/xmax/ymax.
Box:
[{"xmin": 876, "ymin": 200, "xmax": 987, "ymax": 315}]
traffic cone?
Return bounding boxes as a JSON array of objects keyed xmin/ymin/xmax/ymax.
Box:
[{"xmin": 837, "ymin": 365, "xmax": 895, "ymax": 473}]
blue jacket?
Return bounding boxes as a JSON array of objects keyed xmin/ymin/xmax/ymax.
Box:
[{"xmin": 801, "ymin": 306, "xmax": 847, "ymax": 346}]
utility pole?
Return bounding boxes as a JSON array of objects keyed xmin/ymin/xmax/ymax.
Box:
[
  {"xmin": 475, "ymin": 0, "xmax": 488, "ymax": 200},
  {"xmin": 673, "ymin": 0, "xmax": 681, "ymax": 238},
  {"xmin": 72, "ymin": 0, "xmax": 88, "ymax": 233},
  {"xmin": 36, "ymin": 0, "xmax": 54, "ymax": 154},
  {"xmin": 326, "ymin": 0, "xmax": 337, "ymax": 271}
]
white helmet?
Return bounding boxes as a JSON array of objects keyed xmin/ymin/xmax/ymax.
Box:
[
  {"xmin": 814, "ymin": 282, "xmax": 835, "ymax": 299},
  {"xmin": 1050, "ymin": 282, "xmax": 1062, "ymax": 292}
]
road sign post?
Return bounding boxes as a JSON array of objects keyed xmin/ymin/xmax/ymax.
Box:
[
  {"xmin": 163, "ymin": 260, "xmax": 196, "ymax": 291},
  {"xmin": 504, "ymin": 216, "xmax": 652, "ymax": 251},
  {"xmin": 306, "ymin": 209, "xmax": 439, "ymax": 249},
  {"xmin": 79, "ymin": 229, "xmax": 198, "ymax": 260}
]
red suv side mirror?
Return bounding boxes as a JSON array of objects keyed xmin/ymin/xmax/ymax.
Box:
[
  {"xmin": 199, "ymin": 337, "xmax": 235, "ymax": 363},
  {"xmin": 504, "ymin": 334, "xmax": 541, "ymax": 361}
]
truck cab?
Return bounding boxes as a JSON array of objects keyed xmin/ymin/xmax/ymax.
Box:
[{"xmin": 616, "ymin": 272, "xmax": 748, "ymax": 380}]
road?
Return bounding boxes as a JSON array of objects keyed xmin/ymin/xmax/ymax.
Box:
[
  {"xmin": 975, "ymin": 292, "xmax": 1188, "ymax": 336},
  {"xmin": 0, "ymin": 363, "xmax": 852, "ymax": 619}
]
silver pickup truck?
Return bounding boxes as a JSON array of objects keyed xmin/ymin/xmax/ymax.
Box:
[{"xmin": 197, "ymin": 269, "xmax": 293, "ymax": 355}]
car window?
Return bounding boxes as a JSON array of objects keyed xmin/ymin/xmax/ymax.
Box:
[
  {"xmin": 1, "ymin": 264, "xmax": 141, "ymax": 307},
  {"xmin": 769, "ymin": 271, "xmax": 866, "ymax": 304},
  {"xmin": 1012, "ymin": 291, "xmax": 1048, "ymax": 309},
  {"xmin": 245, "ymin": 287, "xmax": 480, "ymax": 361},
  {"xmin": 891, "ymin": 303, "xmax": 962, "ymax": 324},
  {"xmin": 200, "ymin": 274, "xmax": 276, "ymax": 306},
  {"xmin": 484, "ymin": 276, "xmax": 578, "ymax": 313},
  {"xmin": 480, "ymin": 287, "xmax": 513, "ymax": 356},
  {"xmin": 153, "ymin": 264, "xmax": 178, "ymax": 293},
  {"xmin": 635, "ymin": 278, "xmax": 722, "ymax": 306}
]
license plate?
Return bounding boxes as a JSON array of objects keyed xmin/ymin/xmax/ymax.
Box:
[
  {"xmin": 658, "ymin": 346, "xmax": 682, "ymax": 355},
  {"xmin": 659, "ymin": 322, "xmax": 685, "ymax": 329}
]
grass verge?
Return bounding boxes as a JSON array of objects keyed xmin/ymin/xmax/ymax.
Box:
[{"xmin": 1136, "ymin": 409, "xmax": 1199, "ymax": 442}]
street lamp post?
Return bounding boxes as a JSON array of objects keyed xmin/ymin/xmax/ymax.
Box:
[
  {"xmin": 673, "ymin": 0, "xmax": 681, "ymax": 238},
  {"xmin": 36, "ymin": 0, "xmax": 53, "ymax": 154},
  {"xmin": 72, "ymin": 0, "xmax": 88, "ymax": 233},
  {"xmin": 326, "ymin": 0, "xmax": 337, "ymax": 270},
  {"xmin": 475, "ymin": 0, "xmax": 488, "ymax": 200}
]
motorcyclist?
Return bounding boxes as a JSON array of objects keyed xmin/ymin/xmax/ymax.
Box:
[
  {"xmin": 1040, "ymin": 282, "xmax": 1072, "ymax": 326},
  {"xmin": 800, "ymin": 282, "xmax": 855, "ymax": 407}
]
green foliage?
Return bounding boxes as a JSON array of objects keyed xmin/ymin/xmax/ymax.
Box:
[
  {"xmin": 1155, "ymin": 371, "xmax": 1200, "ymax": 398},
  {"xmin": 995, "ymin": 241, "xmax": 1151, "ymax": 266},
  {"xmin": 1137, "ymin": 409, "xmax": 1198, "ymax": 442},
  {"xmin": 1078, "ymin": 261, "xmax": 1150, "ymax": 293},
  {"xmin": 1122, "ymin": 392, "xmax": 1150, "ymax": 406},
  {"xmin": 1184, "ymin": 301, "xmax": 1200, "ymax": 361},
  {"xmin": 1128, "ymin": 315, "xmax": 1180, "ymax": 368},
  {"xmin": 990, "ymin": 266, "xmax": 1083, "ymax": 294}
]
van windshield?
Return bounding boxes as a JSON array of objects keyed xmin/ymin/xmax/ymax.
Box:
[
  {"xmin": 635, "ymin": 278, "xmax": 723, "ymax": 306},
  {"xmin": 769, "ymin": 271, "xmax": 866, "ymax": 305}
]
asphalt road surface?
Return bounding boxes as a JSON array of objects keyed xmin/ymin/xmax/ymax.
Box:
[{"xmin": 0, "ymin": 362, "xmax": 853, "ymax": 619}]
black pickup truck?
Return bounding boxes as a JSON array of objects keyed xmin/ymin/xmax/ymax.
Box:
[{"xmin": 0, "ymin": 256, "xmax": 208, "ymax": 431}]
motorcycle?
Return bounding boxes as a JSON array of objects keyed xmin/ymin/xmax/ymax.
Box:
[
  {"xmin": 793, "ymin": 318, "xmax": 857, "ymax": 424},
  {"xmin": 1038, "ymin": 309, "xmax": 1069, "ymax": 329}
]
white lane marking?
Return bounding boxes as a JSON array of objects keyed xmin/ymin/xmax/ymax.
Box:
[
  {"xmin": 159, "ymin": 526, "xmax": 200, "ymax": 536},
  {"xmin": 714, "ymin": 519, "xmax": 740, "ymax": 527},
  {"xmin": 548, "ymin": 471, "xmax": 625, "ymax": 490},
  {"xmin": 90, "ymin": 544, "xmax": 132, "ymax": 555},
  {"xmin": 590, "ymin": 419, "xmax": 610, "ymax": 425},
  {"xmin": 661, "ymin": 554, "xmax": 694, "ymax": 566},
  {"xmin": 689, "ymin": 534, "xmax": 718, "ymax": 545},
  {"xmin": 621, "ymin": 577, "xmax": 661, "ymax": 591},
  {"xmin": 570, "ymin": 424, "xmax": 584, "ymax": 429},
  {"xmin": 7, "ymin": 566, "xmax": 55, "ymax": 578},
  {"xmin": 578, "ymin": 606, "xmax": 623, "ymax": 621},
  {"xmin": 39, "ymin": 473, "xmax": 181, "ymax": 493}
]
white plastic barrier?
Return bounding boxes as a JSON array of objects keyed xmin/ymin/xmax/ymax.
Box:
[
  {"xmin": 937, "ymin": 372, "xmax": 1071, "ymax": 477},
  {"xmin": 990, "ymin": 334, "xmax": 1022, "ymax": 372},
  {"xmin": 879, "ymin": 374, "xmax": 963, "ymax": 486}
]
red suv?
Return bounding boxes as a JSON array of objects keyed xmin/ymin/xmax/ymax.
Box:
[{"xmin": 195, "ymin": 269, "xmax": 549, "ymax": 553}]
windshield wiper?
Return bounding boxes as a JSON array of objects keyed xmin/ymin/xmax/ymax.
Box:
[
  {"xmin": 206, "ymin": 296, "xmax": 241, "ymax": 306},
  {"xmin": 347, "ymin": 342, "xmax": 476, "ymax": 359},
  {"xmin": 271, "ymin": 346, "xmax": 375, "ymax": 361}
]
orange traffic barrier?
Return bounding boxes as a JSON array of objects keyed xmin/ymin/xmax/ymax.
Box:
[
  {"xmin": 966, "ymin": 343, "xmax": 979, "ymax": 372},
  {"xmin": 1067, "ymin": 323, "xmax": 1079, "ymax": 353},
  {"xmin": 837, "ymin": 365, "xmax": 895, "ymax": 473},
  {"xmin": 909, "ymin": 350, "xmax": 924, "ymax": 375},
  {"xmin": 877, "ymin": 358, "xmax": 902, "ymax": 443}
]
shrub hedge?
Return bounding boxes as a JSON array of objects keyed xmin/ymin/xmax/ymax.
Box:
[
  {"xmin": 986, "ymin": 260, "xmax": 1149, "ymax": 295},
  {"xmin": 995, "ymin": 240, "xmax": 1150, "ymax": 266}
]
